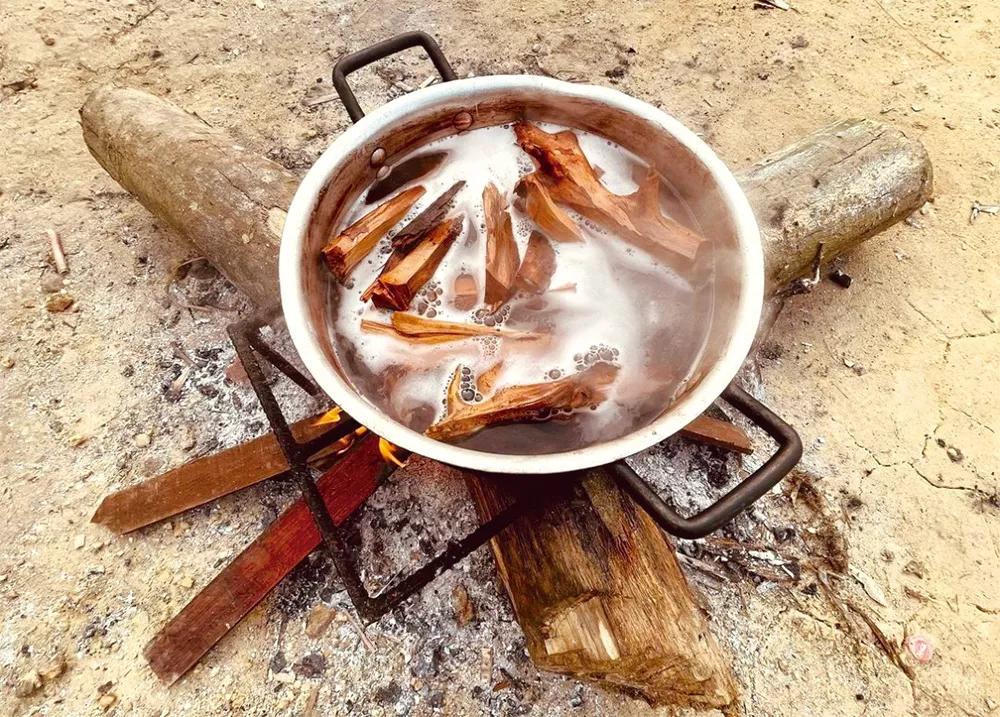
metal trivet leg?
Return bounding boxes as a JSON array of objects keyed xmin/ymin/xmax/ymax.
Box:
[{"xmin": 226, "ymin": 309, "xmax": 558, "ymax": 623}]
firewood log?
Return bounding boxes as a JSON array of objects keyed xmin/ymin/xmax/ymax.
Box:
[{"xmin": 80, "ymin": 84, "xmax": 931, "ymax": 708}]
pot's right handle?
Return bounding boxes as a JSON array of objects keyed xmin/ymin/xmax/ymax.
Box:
[
  {"xmin": 332, "ymin": 31, "xmax": 457, "ymax": 123},
  {"xmin": 608, "ymin": 383, "xmax": 802, "ymax": 539}
]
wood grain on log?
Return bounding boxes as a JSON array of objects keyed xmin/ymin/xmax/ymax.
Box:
[
  {"xmin": 735, "ymin": 118, "xmax": 933, "ymax": 294},
  {"xmin": 80, "ymin": 85, "xmax": 296, "ymax": 307},
  {"xmin": 81, "ymin": 84, "xmax": 932, "ymax": 708},
  {"xmin": 467, "ymin": 472, "xmax": 738, "ymax": 709}
]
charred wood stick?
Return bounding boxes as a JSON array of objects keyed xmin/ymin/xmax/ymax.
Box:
[
  {"xmin": 681, "ymin": 414, "xmax": 753, "ymax": 455},
  {"xmin": 81, "ymin": 85, "xmax": 932, "ymax": 708},
  {"xmin": 91, "ymin": 412, "xmax": 341, "ymax": 534},
  {"xmin": 144, "ymin": 434, "xmax": 387, "ymax": 684}
]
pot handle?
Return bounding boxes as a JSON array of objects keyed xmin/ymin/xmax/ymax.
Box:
[
  {"xmin": 332, "ymin": 31, "xmax": 457, "ymax": 123},
  {"xmin": 608, "ymin": 383, "xmax": 802, "ymax": 539}
]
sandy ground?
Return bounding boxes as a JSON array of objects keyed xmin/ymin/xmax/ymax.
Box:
[{"xmin": 1, "ymin": 0, "xmax": 998, "ymax": 715}]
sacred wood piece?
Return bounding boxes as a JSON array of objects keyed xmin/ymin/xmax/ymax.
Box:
[
  {"xmin": 144, "ymin": 434, "xmax": 387, "ymax": 684},
  {"xmin": 82, "ymin": 84, "xmax": 931, "ymax": 707},
  {"xmin": 361, "ymin": 313, "xmax": 541, "ymax": 343},
  {"xmin": 321, "ymin": 185, "xmax": 425, "ymax": 280},
  {"xmin": 514, "ymin": 122, "xmax": 703, "ymax": 261},
  {"xmin": 426, "ymin": 362, "xmax": 618, "ymax": 442},
  {"xmin": 681, "ymin": 414, "xmax": 753, "ymax": 455},
  {"xmin": 515, "ymin": 230, "xmax": 557, "ymax": 294},
  {"xmin": 514, "ymin": 174, "xmax": 583, "ymax": 243},
  {"xmin": 91, "ymin": 413, "xmax": 337, "ymax": 534},
  {"xmin": 391, "ymin": 312, "xmax": 541, "ymax": 341},
  {"xmin": 476, "ymin": 361, "xmax": 504, "ymax": 395},
  {"xmin": 483, "ymin": 182, "xmax": 520, "ymax": 309},
  {"xmin": 361, "ymin": 319, "xmax": 458, "ymax": 344},
  {"xmin": 361, "ymin": 181, "xmax": 466, "ymax": 301},
  {"xmin": 369, "ymin": 216, "xmax": 464, "ymax": 310}
]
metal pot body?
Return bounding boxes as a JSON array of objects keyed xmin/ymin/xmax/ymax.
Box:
[{"xmin": 280, "ymin": 74, "xmax": 763, "ymax": 475}]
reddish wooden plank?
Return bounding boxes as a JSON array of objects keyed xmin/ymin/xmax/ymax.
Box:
[
  {"xmin": 680, "ymin": 414, "xmax": 754, "ymax": 455},
  {"xmin": 91, "ymin": 414, "xmax": 335, "ymax": 534},
  {"xmin": 144, "ymin": 433, "xmax": 385, "ymax": 684}
]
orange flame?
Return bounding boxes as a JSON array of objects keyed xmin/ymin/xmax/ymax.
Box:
[{"xmin": 379, "ymin": 438, "xmax": 408, "ymax": 468}]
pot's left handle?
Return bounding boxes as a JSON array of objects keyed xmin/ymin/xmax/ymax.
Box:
[{"xmin": 332, "ymin": 32, "xmax": 457, "ymax": 123}]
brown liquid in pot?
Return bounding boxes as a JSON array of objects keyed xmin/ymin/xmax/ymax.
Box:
[{"xmin": 326, "ymin": 123, "xmax": 715, "ymax": 455}]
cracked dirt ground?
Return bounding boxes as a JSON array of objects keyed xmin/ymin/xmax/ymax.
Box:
[{"xmin": 1, "ymin": 0, "xmax": 998, "ymax": 715}]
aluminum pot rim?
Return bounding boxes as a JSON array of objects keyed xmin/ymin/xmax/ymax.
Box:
[{"xmin": 280, "ymin": 75, "xmax": 763, "ymax": 475}]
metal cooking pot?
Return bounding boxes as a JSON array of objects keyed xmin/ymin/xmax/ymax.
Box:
[{"xmin": 280, "ymin": 32, "xmax": 801, "ymax": 538}]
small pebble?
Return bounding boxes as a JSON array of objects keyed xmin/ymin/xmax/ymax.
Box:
[
  {"xmin": 134, "ymin": 433, "xmax": 151, "ymax": 448},
  {"xmin": 42, "ymin": 35, "xmax": 56, "ymax": 46},
  {"xmin": 40, "ymin": 273, "xmax": 64, "ymax": 293},
  {"xmin": 41, "ymin": 654, "xmax": 66, "ymax": 681},
  {"xmin": 73, "ymin": 534, "xmax": 86, "ymax": 550},
  {"xmin": 789, "ymin": 35, "xmax": 809, "ymax": 48},
  {"xmin": 99, "ymin": 693, "xmax": 118, "ymax": 711},
  {"xmin": 45, "ymin": 293, "xmax": 74, "ymax": 313},
  {"xmin": 905, "ymin": 633, "xmax": 934, "ymax": 663},
  {"xmin": 178, "ymin": 575, "xmax": 194, "ymax": 588},
  {"xmin": 829, "ymin": 269, "xmax": 853, "ymax": 288},
  {"xmin": 1, "ymin": 356, "xmax": 14, "ymax": 369},
  {"xmin": 15, "ymin": 670, "xmax": 43, "ymax": 698}
]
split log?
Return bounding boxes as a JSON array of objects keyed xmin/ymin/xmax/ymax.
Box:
[{"xmin": 81, "ymin": 85, "xmax": 932, "ymax": 707}]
